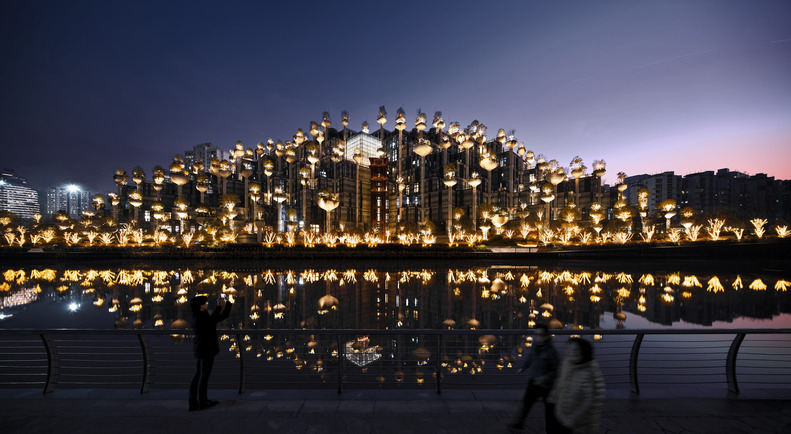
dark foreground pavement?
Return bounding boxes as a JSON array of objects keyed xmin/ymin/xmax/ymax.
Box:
[{"xmin": 1, "ymin": 388, "xmax": 789, "ymax": 434}]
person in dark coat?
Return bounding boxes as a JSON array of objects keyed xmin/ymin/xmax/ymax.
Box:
[
  {"xmin": 188, "ymin": 294, "xmax": 232, "ymax": 411},
  {"xmin": 508, "ymin": 324, "xmax": 561, "ymax": 432},
  {"xmin": 550, "ymin": 338, "xmax": 606, "ymax": 434}
]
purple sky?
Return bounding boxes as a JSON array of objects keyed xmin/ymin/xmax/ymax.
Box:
[{"xmin": 2, "ymin": 1, "xmax": 790, "ymax": 192}]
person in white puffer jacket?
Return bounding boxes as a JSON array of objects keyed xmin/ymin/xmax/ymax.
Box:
[{"xmin": 549, "ymin": 337, "xmax": 605, "ymax": 434}]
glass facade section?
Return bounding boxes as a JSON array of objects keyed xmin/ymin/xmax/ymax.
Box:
[{"xmin": 344, "ymin": 133, "xmax": 380, "ymax": 167}]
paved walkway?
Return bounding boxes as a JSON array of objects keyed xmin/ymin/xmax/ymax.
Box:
[{"xmin": 1, "ymin": 388, "xmax": 790, "ymax": 433}]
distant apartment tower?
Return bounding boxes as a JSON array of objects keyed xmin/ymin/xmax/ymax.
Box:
[
  {"xmin": 0, "ymin": 169, "xmax": 40, "ymax": 220},
  {"xmin": 683, "ymin": 169, "xmax": 783, "ymax": 219},
  {"xmin": 184, "ymin": 143, "xmax": 231, "ymax": 173},
  {"xmin": 45, "ymin": 185, "xmax": 90, "ymax": 219},
  {"xmin": 625, "ymin": 171, "xmax": 682, "ymax": 212}
]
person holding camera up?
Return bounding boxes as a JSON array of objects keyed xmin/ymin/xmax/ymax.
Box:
[{"xmin": 188, "ymin": 294, "xmax": 232, "ymax": 411}]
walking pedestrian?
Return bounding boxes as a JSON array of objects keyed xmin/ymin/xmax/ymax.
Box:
[
  {"xmin": 508, "ymin": 324, "xmax": 561, "ymax": 432},
  {"xmin": 550, "ymin": 337, "xmax": 605, "ymax": 434},
  {"xmin": 188, "ymin": 294, "xmax": 232, "ymax": 411}
]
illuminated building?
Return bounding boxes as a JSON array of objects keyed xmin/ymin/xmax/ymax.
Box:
[
  {"xmin": 45, "ymin": 184, "xmax": 90, "ymax": 219},
  {"xmin": 344, "ymin": 133, "xmax": 379, "ymax": 167},
  {"xmin": 96, "ymin": 110, "xmax": 791, "ymax": 235},
  {"xmin": 0, "ymin": 169, "xmax": 40, "ymax": 220},
  {"xmin": 625, "ymin": 172, "xmax": 682, "ymax": 213},
  {"xmin": 369, "ymin": 157, "xmax": 389, "ymax": 234}
]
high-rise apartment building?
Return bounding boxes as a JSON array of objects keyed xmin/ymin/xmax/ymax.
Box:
[
  {"xmin": 0, "ymin": 169, "xmax": 40, "ymax": 220},
  {"xmin": 624, "ymin": 169, "xmax": 788, "ymax": 221},
  {"xmin": 45, "ymin": 185, "xmax": 91, "ymax": 219},
  {"xmin": 184, "ymin": 143, "xmax": 231, "ymax": 172},
  {"xmin": 625, "ymin": 171, "xmax": 682, "ymax": 211}
]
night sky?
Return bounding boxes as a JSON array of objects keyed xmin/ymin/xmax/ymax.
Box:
[{"xmin": 2, "ymin": 0, "xmax": 790, "ymax": 193}]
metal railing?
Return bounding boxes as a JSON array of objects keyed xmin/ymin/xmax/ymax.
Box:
[{"xmin": 1, "ymin": 329, "xmax": 789, "ymax": 395}]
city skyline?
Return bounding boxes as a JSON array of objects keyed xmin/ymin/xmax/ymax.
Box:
[{"xmin": 2, "ymin": 1, "xmax": 790, "ymax": 192}]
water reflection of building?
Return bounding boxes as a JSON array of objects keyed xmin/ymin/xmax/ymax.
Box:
[{"xmin": 1, "ymin": 267, "xmax": 789, "ymax": 331}]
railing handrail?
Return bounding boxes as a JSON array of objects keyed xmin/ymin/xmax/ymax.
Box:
[
  {"xmin": 1, "ymin": 328, "xmax": 788, "ymax": 396},
  {"xmin": 1, "ymin": 328, "xmax": 790, "ymax": 336}
]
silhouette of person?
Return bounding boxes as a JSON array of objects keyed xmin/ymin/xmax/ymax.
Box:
[
  {"xmin": 188, "ymin": 294, "xmax": 232, "ymax": 411},
  {"xmin": 550, "ymin": 337, "xmax": 605, "ymax": 434},
  {"xmin": 509, "ymin": 324, "xmax": 562, "ymax": 432}
]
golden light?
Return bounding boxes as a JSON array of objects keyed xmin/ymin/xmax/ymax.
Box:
[
  {"xmin": 706, "ymin": 218, "xmax": 726, "ymax": 241},
  {"xmin": 682, "ymin": 276, "xmax": 702, "ymax": 287},
  {"xmin": 707, "ymin": 277, "xmax": 724, "ymax": 293},
  {"xmin": 639, "ymin": 274, "xmax": 655, "ymax": 286},
  {"xmin": 749, "ymin": 279, "xmax": 767, "ymax": 291},
  {"xmin": 750, "ymin": 218, "xmax": 767, "ymax": 238},
  {"xmin": 615, "ymin": 273, "xmax": 633, "ymax": 284}
]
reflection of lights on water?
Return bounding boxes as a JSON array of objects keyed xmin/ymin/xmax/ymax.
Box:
[
  {"xmin": 750, "ymin": 279, "xmax": 767, "ymax": 291},
  {"xmin": 3, "ymin": 267, "xmax": 790, "ymax": 334},
  {"xmin": 0, "ymin": 313, "xmax": 11, "ymax": 319},
  {"xmin": 2, "ymin": 287, "xmax": 38, "ymax": 308}
]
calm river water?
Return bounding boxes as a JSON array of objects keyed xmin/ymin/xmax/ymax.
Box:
[{"xmin": 2, "ymin": 260, "xmax": 789, "ymax": 331}]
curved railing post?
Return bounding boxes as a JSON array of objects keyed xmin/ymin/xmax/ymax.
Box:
[
  {"xmin": 40, "ymin": 333, "xmax": 58, "ymax": 394},
  {"xmin": 726, "ymin": 333, "xmax": 746, "ymax": 394},
  {"xmin": 137, "ymin": 334, "xmax": 151, "ymax": 394},
  {"xmin": 337, "ymin": 334, "xmax": 344, "ymax": 394},
  {"xmin": 629, "ymin": 333, "xmax": 644, "ymax": 394},
  {"xmin": 436, "ymin": 334, "xmax": 442, "ymax": 395},
  {"xmin": 236, "ymin": 333, "xmax": 246, "ymax": 394}
]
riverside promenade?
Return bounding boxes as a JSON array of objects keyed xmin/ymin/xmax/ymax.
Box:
[{"xmin": 1, "ymin": 388, "xmax": 789, "ymax": 433}]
